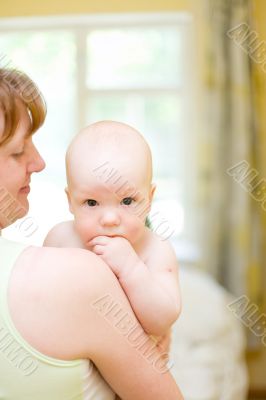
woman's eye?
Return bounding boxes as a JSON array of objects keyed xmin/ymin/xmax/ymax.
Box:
[
  {"xmin": 12, "ymin": 150, "xmax": 24, "ymax": 158},
  {"xmin": 121, "ymin": 197, "xmax": 134, "ymax": 206},
  {"xmin": 86, "ymin": 199, "xmax": 98, "ymax": 207}
]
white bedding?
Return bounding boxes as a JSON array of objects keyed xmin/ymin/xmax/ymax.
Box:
[{"xmin": 170, "ymin": 267, "xmax": 249, "ymax": 400}]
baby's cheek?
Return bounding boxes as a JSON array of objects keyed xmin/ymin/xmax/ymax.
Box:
[
  {"xmin": 74, "ymin": 218, "xmax": 94, "ymax": 243},
  {"xmin": 125, "ymin": 216, "xmax": 145, "ymax": 240}
]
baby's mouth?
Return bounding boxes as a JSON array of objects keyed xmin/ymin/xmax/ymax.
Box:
[{"xmin": 94, "ymin": 234, "xmax": 123, "ymax": 239}]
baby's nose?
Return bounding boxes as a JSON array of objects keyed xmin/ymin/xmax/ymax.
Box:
[{"xmin": 100, "ymin": 210, "xmax": 121, "ymax": 227}]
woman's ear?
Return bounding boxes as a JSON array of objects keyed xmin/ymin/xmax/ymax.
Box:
[{"xmin": 65, "ymin": 187, "xmax": 73, "ymax": 214}]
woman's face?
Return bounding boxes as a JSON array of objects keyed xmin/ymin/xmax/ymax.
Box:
[{"xmin": 0, "ymin": 105, "xmax": 45, "ymax": 228}]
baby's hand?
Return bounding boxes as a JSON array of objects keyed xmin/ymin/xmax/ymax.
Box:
[{"xmin": 88, "ymin": 236, "xmax": 140, "ymax": 277}]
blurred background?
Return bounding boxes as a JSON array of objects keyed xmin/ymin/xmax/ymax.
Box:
[{"xmin": 1, "ymin": 0, "xmax": 266, "ymax": 399}]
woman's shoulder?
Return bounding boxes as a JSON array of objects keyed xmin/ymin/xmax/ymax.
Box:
[
  {"xmin": 20, "ymin": 244, "xmax": 111, "ymax": 293},
  {"xmin": 9, "ymin": 244, "xmax": 117, "ymax": 359},
  {"xmin": 11, "ymin": 244, "xmax": 115, "ymax": 327}
]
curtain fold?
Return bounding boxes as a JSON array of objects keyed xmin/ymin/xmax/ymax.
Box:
[{"xmin": 195, "ymin": 0, "xmax": 264, "ymax": 314}]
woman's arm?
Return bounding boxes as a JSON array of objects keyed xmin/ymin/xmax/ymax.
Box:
[{"xmin": 43, "ymin": 220, "xmax": 83, "ymax": 248}]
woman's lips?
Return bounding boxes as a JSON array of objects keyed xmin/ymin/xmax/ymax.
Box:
[{"xmin": 20, "ymin": 185, "xmax": 30, "ymax": 194}]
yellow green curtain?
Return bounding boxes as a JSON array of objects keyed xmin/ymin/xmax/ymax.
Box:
[
  {"xmin": 195, "ymin": 0, "xmax": 265, "ymax": 318},
  {"xmin": 249, "ymin": 0, "xmax": 266, "ymax": 322}
]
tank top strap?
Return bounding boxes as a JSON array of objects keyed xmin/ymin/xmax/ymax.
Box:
[
  {"xmin": 0, "ymin": 236, "xmax": 29, "ymax": 326},
  {"xmin": 0, "ymin": 236, "xmax": 29, "ymax": 287}
]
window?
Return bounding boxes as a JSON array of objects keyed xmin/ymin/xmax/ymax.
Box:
[{"xmin": 1, "ymin": 13, "xmax": 197, "ymax": 260}]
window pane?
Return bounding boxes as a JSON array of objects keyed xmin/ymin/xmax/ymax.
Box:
[
  {"xmin": 0, "ymin": 31, "xmax": 76, "ymax": 245},
  {"xmin": 86, "ymin": 27, "xmax": 182, "ymax": 89},
  {"xmin": 86, "ymin": 93, "xmax": 182, "ymax": 174},
  {"xmin": 0, "ymin": 31, "xmax": 77, "ymax": 182},
  {"xmin": 0, "ymin": 20, "xmax": 190, "ymax": 243}
]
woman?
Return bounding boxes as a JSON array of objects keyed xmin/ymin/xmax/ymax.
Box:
[{"xmin": 0, "ymin": 68, "xmax": 183, "ymax": 400}]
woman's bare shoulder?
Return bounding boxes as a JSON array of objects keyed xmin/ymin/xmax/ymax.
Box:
[
  {"xmin": 19, "ymin": 244, "xmax": 113, "ymax": 293},
  {"xmin": 10, "ymin": 245, "xmax": 120, "ymax": 359}
]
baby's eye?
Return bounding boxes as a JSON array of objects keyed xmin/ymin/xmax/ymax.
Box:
[
  {"xmin": 86, "ymin": 199, "xmax": 98, "ymax": 207},
  {"xmin": 121, "ymin": 197, "xmax": 135, "ymax": 206}
]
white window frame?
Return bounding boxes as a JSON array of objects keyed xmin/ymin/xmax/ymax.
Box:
[{"xmin": 0, "ymin": 13, "xmax": 199, "ymax": 263}]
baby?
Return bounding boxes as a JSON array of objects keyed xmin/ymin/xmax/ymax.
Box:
[{"xmin": 44, "ymin": 121, "xmax": 181, "ymax": 351}]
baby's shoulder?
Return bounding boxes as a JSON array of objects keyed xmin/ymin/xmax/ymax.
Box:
[
  {"xmin": 144, "ymin": 232, "xmax": 178, "ymax": 272},
  {"xmin": 146, "ymin": 228, "xmax": 171, "ymax": 248},
  {"xmin": 145, "ymin": 228, "xmax": 176, "ymax": 258}
]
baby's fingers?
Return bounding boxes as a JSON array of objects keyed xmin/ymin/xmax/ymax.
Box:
[
  {"xmin": 91, "ymin": 244, "xmax": 105, "ymax": 255},
  {"xmin": 89, "ymin": 236, "xmax": 110, "ymax": 246}
]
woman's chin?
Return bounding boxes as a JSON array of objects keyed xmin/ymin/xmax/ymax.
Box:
[
  {"xmin": 14, "ymin": 195, "xmax": 29, "ymax": 218},
  {"xmin": 0, "ymin": 196, "xmax": 28, "ymax": 227}
]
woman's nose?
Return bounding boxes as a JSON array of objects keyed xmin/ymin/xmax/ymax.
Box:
[
  {"xmin": 27, "ymin": 143, "xmax": 46, "ymax": 173},
  {"xmin": 100, "ymin": 209, "xmax": 121, "ymax": 227}
]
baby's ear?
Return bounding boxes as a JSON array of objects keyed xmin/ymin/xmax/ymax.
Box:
[
  {"xmin": 149, "ymin": 182, "xmax": 156, "ymax": 202},
  {"xmin": 65, "ymin": 187, "xmax": 73, "ymax": 214}
]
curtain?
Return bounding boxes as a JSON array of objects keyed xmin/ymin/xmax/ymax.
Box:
[{"xmin": 195, "ymin": 0, "xmax": 264, "ymax": 310}]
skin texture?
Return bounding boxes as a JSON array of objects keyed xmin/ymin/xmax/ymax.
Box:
[
  {"xmin": 0, "ymin": 111, "xmax": 184, "ymax": 399},
  {"xmin": 45, "ymin": 121, "xmax": 181, "ymax": 344}
]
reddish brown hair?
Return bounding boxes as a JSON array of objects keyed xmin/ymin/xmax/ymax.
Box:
[{"xmin": 0, "ymin": 68, "xmax": 46, "ymax": 145}]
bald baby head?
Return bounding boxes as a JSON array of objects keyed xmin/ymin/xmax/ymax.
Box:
[{"xmin": 66, "ymin": 121, "xmax": 153, "ymax": 191}]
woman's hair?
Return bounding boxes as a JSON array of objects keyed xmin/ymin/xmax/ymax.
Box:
[{"xmin": 0, "ymin": 68, "xmax": 46, "ymax": 145}]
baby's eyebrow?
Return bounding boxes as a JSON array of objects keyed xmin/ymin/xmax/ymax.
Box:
[
  {"xmin": 117, "ymin": 187, "xmax": 141, "ymax": 198},
  {"xmin": 73, "ymin": 186, "xmax": 95, "ymax": 198}
]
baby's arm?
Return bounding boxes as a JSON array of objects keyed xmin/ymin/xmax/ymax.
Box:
[
  {"xmin": 89, "ymin": 235, "xmax": 181, "ymax": 337},
  {"xmin": 43, "ymin": 221, "xmax": 83, "ymax": 248}
]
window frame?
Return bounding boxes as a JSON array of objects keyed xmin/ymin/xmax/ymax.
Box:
[{"xmin": 0, "ymin": 12, "xmax": 199, "ymax": 258}]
